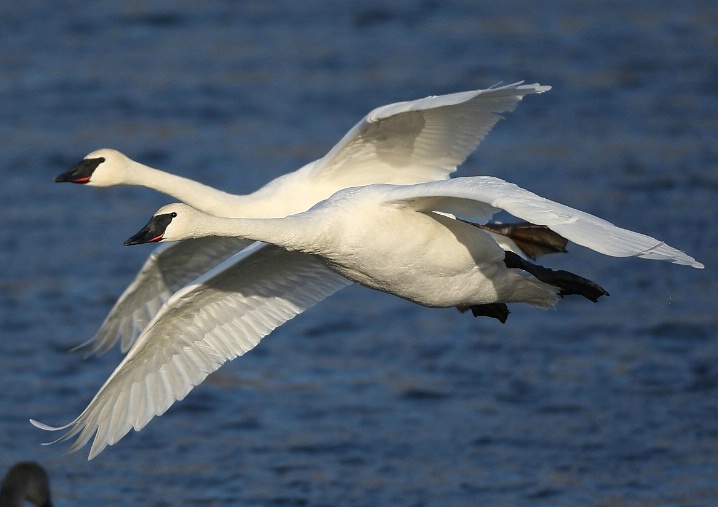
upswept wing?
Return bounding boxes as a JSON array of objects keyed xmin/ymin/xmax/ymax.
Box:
[
  {"xmin": 310, "ymin": 82, "xmax": 551, "ymax": 186},
  {"xmin": 382, "ymin": 176, "xmax": 703, "ymax": 268},
  {"xmin": 77, "ymin": 237, "xmax": 255, "ymax": 356},
  {"xmin": 79, "ymin": 83, "xmax": 549, "ymax": 356},
  {"xmin": 33, "ymin": 243, "xmax": 351, "ymax": 459}
]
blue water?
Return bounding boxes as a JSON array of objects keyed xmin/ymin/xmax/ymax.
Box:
[{"xmin": 1, "ymin": 1, "xmax": 716, "ymax": 505}]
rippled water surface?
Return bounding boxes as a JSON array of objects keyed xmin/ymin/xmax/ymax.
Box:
[{"xmin": 1, "ymin": 1, "xmax": 716, "ymax": 506}]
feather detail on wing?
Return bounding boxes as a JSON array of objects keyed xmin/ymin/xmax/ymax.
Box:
[
  {"xmin": 310, "ymin": 82, "xmax": 550, "ymax": 186},
  {"xmin": 382, "ymin": 177, "xmax": 703, "ymax": 268},
  {"xmin": 32, "ymin": 243, "xmax": 351, "ymax": 459},
  {"xmin": 75, "ymin": 237, "xmax": 256, "ymax": 356}
]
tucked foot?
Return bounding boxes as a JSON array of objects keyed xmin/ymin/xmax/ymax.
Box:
[
  {"xmin": 503, "ymin": 251, "xmax": 609, "ymax": 302},
  {"xmin": 468, "ymin": 221, "xmax": 569, "ymax": 259},
  {"xmin": 458, "ymin": 303, "xmax": 510, "ymax": 323}
]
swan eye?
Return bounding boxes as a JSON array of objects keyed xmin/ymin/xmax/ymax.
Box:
[{"xmin": 171, "ymin": 212, "xmax": 177, "ymax": 218}]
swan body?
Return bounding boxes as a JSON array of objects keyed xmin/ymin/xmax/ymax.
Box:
[
  {"xmin": 32, "ymin": 176, "xmax": 701, "ymax": 459},
  {"xmin": 0, "ymin": 462, "xmax": 52, "ymax": 507},
  {"xmin": 131, "ymin": 177, "xmax": 702, "ymax": 302},
  {"xmin": 55, "ymin": 82, "xmax": 552, "ymax": 355}
]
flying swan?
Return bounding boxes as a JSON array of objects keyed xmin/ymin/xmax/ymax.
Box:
[
  {"xmin": 53, "ymin": 82, "xmax": 562, "ymax": 356},
  {"xmin": 32, "ymin": 176, "xmax": 702, "ymax": 459}
]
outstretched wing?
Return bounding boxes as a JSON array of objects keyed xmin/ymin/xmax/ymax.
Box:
[
  {"xmin": 77, "ymin": 237, "xmax": 255, "ymax": 356},
  {"xmin": 310, "ymin": 82, "xmax": 550, "ymax": 186},
  {"xmin": 33, "ymin": 243, "xmax": 351, "ymax": 459},
  {"xmin": 382, "ymin": 176, "xmax": 703, "ymax": 268},
  {"xmin": 78, "ymin": 83, "xmax": 549, "ymax": 357}
]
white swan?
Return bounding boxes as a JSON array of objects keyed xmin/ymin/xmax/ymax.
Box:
[
  {"xmin": 32, "ymin": 176, "xmax": 702, "ymax": 459},
  {"xmin": 0, "ymin": 462, "xmax": 52, "ymax": 507},
  {"xmin": 54, "ymin": 82, "xmax": 558, "ymax": 356}
]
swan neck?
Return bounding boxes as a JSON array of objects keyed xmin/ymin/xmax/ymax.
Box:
[
  {"xmin": 199, "ymin": 214, "xmax": 319, "ymax": 253},
  {"xmin": 127, "ymin": 162, "xmax": 246, "ymax": 216}
]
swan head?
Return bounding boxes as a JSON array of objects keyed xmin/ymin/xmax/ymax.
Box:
[
  {"xmin": 0, "ymin": 461, "xmax": 52, "ymax": 507},
  {"xmin": 53, "ymin": 148, "xmax": 133, "ymax": 187},
  {"xmin": 124, "ymin": 203, "xmax": 204, "ymax": 245}
]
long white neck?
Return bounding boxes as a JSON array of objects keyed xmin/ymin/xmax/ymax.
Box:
[
  {"xmin": 124, "ymin": 162, "xmax": 256, "ymax": 217},
  {"xmin": 184, "ymin": 212, "xmax": 325, "ymax": 255}
]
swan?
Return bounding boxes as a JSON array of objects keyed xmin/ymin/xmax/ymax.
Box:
[
  {"xmin": 32, "ymin": 176, "xmax": 702, "ymax": 459},
  {"xmin": 53, "ymin": 82, "xmax": 562, "ymax": 356},
  {"xmin": 0, "ymin": 462, "xmax": 52, "ymax": 507}
]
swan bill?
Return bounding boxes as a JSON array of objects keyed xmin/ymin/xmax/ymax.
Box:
[
  {"xmin": 53, "ymin": 157, "xmax": 105, "ymax": 184},
  {"xmin": 124, "ymin": 212, "xmax": 176, "ymax": 245}
]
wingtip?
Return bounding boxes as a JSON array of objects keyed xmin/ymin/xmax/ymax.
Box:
[
  {"xmin": 29, "ymin": 418, "xmax": 61, "ymax": 431},
  {"xmin": 491, "ymin": 81, "xmax": 551, "ymax": 94},
  {"xmin": 69, "ymin": 338, "xmax": 101, "ymax": 358},
  {"xmin": 86, "ymin": 445, "xmax": 105, "ymax": 461},
  {"xmin": 646, "ymin": 244, "xmax": 704, "ymax": 269},
  {"xmin": 519, "ymin": 83, "xmax": 551, "ymax": 94},
  {"xmin": 30, "ymin": 419, "xmax": 81, "ymax": 450}
]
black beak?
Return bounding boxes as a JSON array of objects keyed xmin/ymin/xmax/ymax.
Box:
[
  {"xmin": 124, "ymin": 213, "xmax": 175, "ymax": 246},
  {"xmin": 53, "ymin": 157, "xmax": 105, "ymax": 183}
]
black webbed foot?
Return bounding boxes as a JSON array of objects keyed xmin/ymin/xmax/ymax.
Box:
[
  {"xmin": 458, "ymin": 303, "xmax": 510, "ymax": 323},
  {"xmin": 465, "ymin": 221, "xmax": 569, "ymax": 259},
  {"xmin": 503, "ymin": 251, "xmax": 609, "ymax": 302}
]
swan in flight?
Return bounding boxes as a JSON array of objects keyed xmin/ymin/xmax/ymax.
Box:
[
  {"xmin": 0, "ymin": 462, "xmax": 52, "ymax": 507},
  {"xmin": 32, "ymin": 176, "xmax": 702, "ymax": 459},
  {"xmin": 53, "ymin": 82, "xmax": 562, "ymax": 356}
]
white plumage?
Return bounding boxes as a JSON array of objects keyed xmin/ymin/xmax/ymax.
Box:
[
  {"xmin": 55, "ymin": 82, "xmax": 550, "ymax": 355},
  {"xmin": 32, "ymin": 175, "xmax": 701, "ymax": 459}
]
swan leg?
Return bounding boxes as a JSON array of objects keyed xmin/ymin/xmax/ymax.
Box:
[
  {"xmin": 468, "ymin": 221, "xmax": 569, "ymax": 259},
  {"xmin": 503, "ymin": 251, "xmax": 609, "ymax": 302}
]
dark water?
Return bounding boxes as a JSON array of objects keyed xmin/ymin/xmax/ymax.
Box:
[{"xmin": 1, "ymin": 1, "xmax": 716, "ymax": 506}]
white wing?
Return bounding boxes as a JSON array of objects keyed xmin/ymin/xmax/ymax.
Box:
[
  {"xmin": 33, "ymin": 242, "xmax": 351, "ymax": 459},
  {"xmin": 310, "ymin": 82, "xmax": 550, "ymax": 186},
  {"xmin": 79, "ymin": 83, "xmax": 549, "ymax": 356},
  {"xmin": 77, "ymin": 237, "xmax": 255, "ymax": 356},
  {"xmin": 382, "ymin": 176, "xmax": 703, "ymax": 268}
]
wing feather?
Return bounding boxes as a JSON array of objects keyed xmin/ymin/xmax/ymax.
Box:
[
  {"xmin": 32, "ymin": 243, "xmax": 351, "ymax": 459},
  {"xmin": 382, "ymin": 177, "xmax": 703, "ymax": 268},
  {"xmin": 78, "ymin": 237, "xmax": 255, "ymax": 356},
  {"xmin": 75, "ymin": 83, "xmax": 549, "ymax": 357},
  {"xmin": 310, "ymin": 82, "xmax": 550, "ymax": 186}
]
